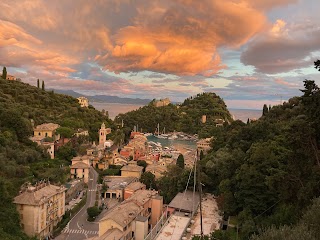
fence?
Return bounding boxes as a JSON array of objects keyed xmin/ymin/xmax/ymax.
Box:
[{"xmin": 144, "ymin": 211, "xmax": 170, "ymax": 240}]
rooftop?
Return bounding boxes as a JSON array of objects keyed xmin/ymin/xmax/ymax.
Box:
[
  {"xmin": 121, "ymin": 165, "xmax": 143, "ymax": 172},
  {"xmin": 14, "ymin": 184, "xmax": 65, "ymax": 206},
  {"xmin": 70, "ymin": 162, "xmax": 90, "ymax": 169},
  {"xmin": 168, "ymin": 191, "xmax": 200, "ymax": 213},
  {"xmin": 155, "ymin": 214, "xmax": 190, "ymax": 240},
  {"xmin": 100, "ymin": 201, "xmax": 142, "ymax": 227},
  {"xmin": 125, "ymin": 182, "xmax": 146, "ymax": 192},
  {"xmin": 104, "ymin": 176, "xmax": 136, "ymax": 190},
  {"xmin": 34, "ymin": 123, "xmax": 60, "ymax": 131}
]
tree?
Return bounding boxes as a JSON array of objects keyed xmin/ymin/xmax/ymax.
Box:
[
  {"xmin": 140, "ymin": 172, "xmax": 156, "ymax": 189},
  {"xmin": 176, "ymin": 154, "xmax": 185, "ymax": 169},
  {"xmin": 42, "ymin": 80, "xmax": 45, "ymax": 90},
  {"xmin": 2, "ymin": 67, "xmax": 7, "ymax": 80},
  {"xmin": 56, "ymin": 127, "xmax": 75, "ymax": 138},
  {"xmin": 87, "ymin": 206, "xmax": 100, "ymax": 221},
  {"xmin": 315, "ymin": 59, "xmax": 320, "ymax": 71},
  {"xmin": 137, "ymin": 160, "xmax": 147, "ymax": 172},
  {"xmin": 262, "ymin": 104, "xmax": 269, "ymax": 116},
  {"xmin": 37, "ymin": 79, "xmax": 40, "ymax": 88}
]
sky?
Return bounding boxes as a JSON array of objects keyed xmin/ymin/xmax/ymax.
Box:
[{"xmin": 1, "ymin": 0, "xmax": 320, "ymax": 109}]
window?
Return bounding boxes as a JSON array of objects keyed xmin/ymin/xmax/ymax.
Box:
[
  {"xmin": 45, "ymin": 132, "xmax": 48, "ymax": 137},
  {"xmin": 38, "ymin": 132, "xmax": 41, "ymax": 136}
]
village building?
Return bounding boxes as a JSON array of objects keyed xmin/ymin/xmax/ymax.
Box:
[
  {"xmin": 196, "ymin": 137, "xmax": 213, "ymax": 153},
  {"xmin": 74, "ymin": 128, "xmax": 89, "ymax": 137},
  {"xmin": 121, "ymin": 164, "xmax": 144, "ymax": 178},
  {"xmin": 6, "ymin": 74, "xmax": 17, "ymax": 81},
  {"xmin": 42, "ymin": 142, "xmax": 55, "ymax": 159},
  {"xmin": 14, "ymin": 182, "xmax": 65, "ymax": 239},
  {"xmin": 153, "ymin": 98, "xmax": 171, "ymax": 107},
  {"xmin": 98, "ymin": 122, "xmax": 111, "ymax": 146},
  {"xmin": 97, "ymin": 189, "xmax": 163, "ymax": 240},
  {"xmin": 167, "ymin": 191, "xmax": 200, "ymax": 216},
  {"xmin": 33, "ymin": 123, "xmax": 60, "ymax": 140},
  {"xmin": 77, "ymin": 96, "xmax": 89, "ymax": 107},
  {"xmin": 70, "ymin": 156, "xmax": 91, "ymax": 183},
  {"xmin": 101, "ymin": 176, "xmax": 137, "ymax": 200},
  {"xmin": 145, "ymin": 163, "xmax": 167, "ymax": 179},
  {"xmin": 123, "ymin": 182, "xmax": 146, "ymax": 200},
  {"xmin": 214, "ymin": 118, "xmax": 225, "ymax": 127}
]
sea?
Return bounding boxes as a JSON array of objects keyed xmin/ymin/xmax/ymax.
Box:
[{"xmin": 91, "ymin": 101, "xmax": 262, "ymax": 122}]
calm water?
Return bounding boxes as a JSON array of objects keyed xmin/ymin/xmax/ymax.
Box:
[
  {"xmin": 147, "ymin": 135, "xmax": 197, "ymax": 149},
  {"xmin": 91, "ymin": 102, "xmax": 262, "ymax": 122}
]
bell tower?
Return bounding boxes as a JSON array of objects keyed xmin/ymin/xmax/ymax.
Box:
[{"xmin": 99, "ymin": 122, "xmax": 111, "ymax": 145}]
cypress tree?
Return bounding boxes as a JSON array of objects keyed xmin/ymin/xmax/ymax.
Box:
[
  {"xmin": 42, "ymin": 80, "xmax": 45, "ymax": 90},
  {"xmin": 2, "ymin": 66, "xmax": 7, "ymax": 80},
  {"xmin": 262, "ymin": 104, "xmax": 269, "ymax": 116},
  {"xmin": 176, "ymin": 154, "xmax": 185, "ymax": 169},
  {"xmin": 37, "ymin": 79, "xmax": 40, "ymax": 88}
]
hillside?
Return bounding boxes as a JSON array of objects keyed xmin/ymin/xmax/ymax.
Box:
[
  {"xmin": 114, "ymin": 92, "xmax": 232, "ymax": 135},
  {"xmin": 0, "ymin": 78, "xmax": 112, "ymax": 239},
  {"xmin": 200, "ymin": 79, "xmax": 320, "ymax": 239}
]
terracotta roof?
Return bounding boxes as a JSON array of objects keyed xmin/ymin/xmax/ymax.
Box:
[
  {"xmin": 100, "ymin": 201, "xmax": 142, "ymax": 227},
  {"xmin": 97, "ymin": 228, "xmax": 123, "ymax": 240},
  {"xmin": 70, "ymin": 162, "xmax": 90, "ymax": 169},
  {"xmin": 14, "ymin": 184, "xmax": 65, "ymax": 206},
  {"xmin": 34, "ymin": 123, "xmax": 60, "ymax": 131},
  {"xmin": 121, "ymin": 165, "xmax": 143, "ymax": 172},
  {"xmin": 125, "ymin": 182, "xmax": 146, "ymax": 192}
]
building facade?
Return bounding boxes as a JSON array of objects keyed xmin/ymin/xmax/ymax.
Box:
[
  {"xmin": 14, "ymin": 183, "xmax": 65, "ymax": 239},
  {"xmin": 77, "ymin": 97, "xmax": 89, "ymax": 107},
  {"xmin": 99, "ymin": 122, "xmax": 111, "ymax": 146},
  {"xmin": 33, "ymin": 123, "xmax": 60, "ymax": 140}
]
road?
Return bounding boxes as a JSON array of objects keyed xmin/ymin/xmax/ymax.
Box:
[{"xmin": 55, "ymin": 167, "xmax": 99, "ymax": 240}]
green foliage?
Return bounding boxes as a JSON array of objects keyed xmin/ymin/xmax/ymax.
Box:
[
  {"xmin": 2, "ymin": 66, "xmax": 7, "ymax": 80},
  {"xmin": 137, "ymin": 160, "xmax": 147, "ymax": 171},
  {"xmin": 199, "ymin": 69, "xmax": 320, "ymax": 238},
  {"xmin": 56, "ymin": 127, "xmax": 75, "ymax": 138},
  {"xmin": 0, "ymin": 79, "xmax": 112, "ymax": 239},
  {"xmin": 262, "ymin": 104, "xmax": 268, "ymax": 116},
  {"xmin": 140, "ymin": 172, "xmax": 156, "ymax": 189},
  {"xmin": 87, "ymin": 206, "xmax": 101, "ymax": 221},
  {"xmin": 156, "ymin": 165, "xmax": 194, "ymax": 203},
  {"xmin": 115, "ymin": 92, "xmax": 232, "ymax": 135},
  {"xmin": 252, "ymin": 197, "xmax": 320, "ymax": 240},
  {"xmin": 176, "ymin": 154, "xmax": 185, "ymax": 169}
]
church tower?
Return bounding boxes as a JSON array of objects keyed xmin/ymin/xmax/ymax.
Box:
[{"xmin": 99, "ymin": 122, "xmax": 111, "ymax": 145}]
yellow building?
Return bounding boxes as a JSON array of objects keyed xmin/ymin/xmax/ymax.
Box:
[
  {"xmin": 6, "ymin": 74, "xmax": 17, "ymax": 81},
  {"xmin": 197, "ymin": 137, "xmax": 213, "ymax": 153},
  {"xmin": 153, "ymin": 98, "xmax": 171, "ymax": 107},
  {"xmin": 77, "ymin": 96, "xmax": 89, "ymax": 107},
  {"xmin": 97, "ymin": 189, "xmax": 163, "ymax": 240},
  {"xmin": 121, "ymin": 164, "xmax": 144, "ymax": 178},
  {"xmin": 14, "ymin": 183, "xmax": 65, "ymax": 239},
  {"xmin": 33, "ymin": 123, "xmax": 60, "ymax": 140},
  {"xmin": 70, "ymin": 156, "xmax": 91, "ymax": 183}
]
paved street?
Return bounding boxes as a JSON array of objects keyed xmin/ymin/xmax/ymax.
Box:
[{"xmin": 55, "ymin": 167, "xmax": 99, "ymax": 240}]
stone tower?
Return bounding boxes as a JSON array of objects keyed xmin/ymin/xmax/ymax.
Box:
[{"xmin": 99, "ymin": 122, "xmax": 108, "ymax": 145}]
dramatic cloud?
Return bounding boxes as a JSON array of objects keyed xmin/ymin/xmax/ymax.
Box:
[
  {"xmin": 0, "ymin": 0, "xmax": 318, "ymax": 109},
  {"xmin": 241, "ymin": 19, "xmax": 320, "ymax": 74}
]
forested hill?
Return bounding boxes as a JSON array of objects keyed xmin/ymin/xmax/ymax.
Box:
[
  {"xmin": 114, "ymin": 92, "xmax": 232, "ymax": 134},
  {"xmin": 200, "ymin": 78, "xmax": 320, "ymax": 239},
  {"xmin": 0, "ymin": 78, "xmax": 112, "ymax": 239}
]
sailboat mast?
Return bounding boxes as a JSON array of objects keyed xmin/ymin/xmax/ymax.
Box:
[{"xmin": 197, "ymin": 150, "xmax": 204, "ymax": 238}]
